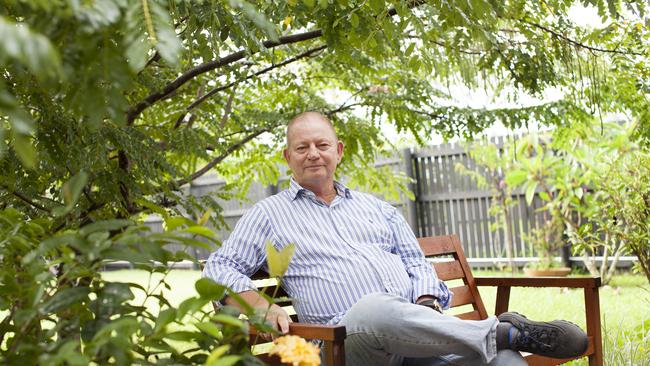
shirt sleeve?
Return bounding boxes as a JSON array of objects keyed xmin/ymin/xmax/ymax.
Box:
[
  {"xmin": 202, "ymin": 204, "xmax": 273, "ymax": 298},
  {"xmin": 381, "ymin": 202, "xmax": 453, "ymax": 309}
]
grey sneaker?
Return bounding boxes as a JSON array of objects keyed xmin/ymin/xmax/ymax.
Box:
[{"xmin": 498, "ymin": 312, "xmax": 588, "ymax": 359}]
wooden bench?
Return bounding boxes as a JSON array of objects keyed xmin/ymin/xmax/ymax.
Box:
[{"xmin": 244, "ymin": 235, "xmax": 603, "ymax": 366}]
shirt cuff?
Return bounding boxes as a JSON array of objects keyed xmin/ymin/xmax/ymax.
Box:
[{"xmin": 412, "ymin": 279, "xmax": 454, "ymax": 309}]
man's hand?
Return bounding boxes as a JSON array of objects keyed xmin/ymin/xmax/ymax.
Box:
[
  {"xmin": 259, "ymin": 303, "xmax": 293, "ymax": 340},
  {"xmin": 224, "ymin": 291, "xmax": 293, "ymax": 340}
]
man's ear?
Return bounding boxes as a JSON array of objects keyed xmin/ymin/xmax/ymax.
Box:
[
  {"xmin": 283, "ymin": 148, "xmax": 290, "ymax": 163},
  {"xmin": 336, "ymin": 141, "xmax": 344, "ymax": 163}
]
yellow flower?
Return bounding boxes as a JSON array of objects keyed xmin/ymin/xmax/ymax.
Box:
[{"xmin": 269, "ymin": 335, "xmax": 321, "ymax": 366}]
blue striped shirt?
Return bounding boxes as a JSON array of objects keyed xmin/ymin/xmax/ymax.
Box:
[{"xmin": 202, "ymin": 179, "xmax": 452, "ymax": 325}]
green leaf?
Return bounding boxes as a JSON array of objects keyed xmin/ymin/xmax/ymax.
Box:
[
  {"xmin": 525, "ymin": 182, "xmax": 538, "ymax": 205},
  {"xmin": 124, "ymin": 34, "xmax": 150, "ymax": 72},
  {"xmin": 0, "ymin": 16, "xmax": 62, "ymax": 79},
  {"xmin": 40, "ymin": 287, "xmax": 91, "ymax": 314},
  {"xmin": 77, "ymin": 0, "xmax": 122, "ymax": 31},
  {"xmin": 198, "ymin": 210, "xmax": 213, "ymax": 226},
  {"xmin": 153, "ymin": 308, "xmax": 176, "ymax": 334},
  {"xmin": 165, "ymin": 331, "xmax": 201, "ymax": 342},
  {"xmin": 79, "ymin": 219, "xmax": 132, "ymax": 236},
  {"xmin": 207, "ymin": 355, "xmax": 242, "ymax": 366},
  {"xmin": 505, "ymin": 170, "xmax": 527, "ymax": 187},
  {"xmin": 184, "ymin": 225, "xmax": 216, "ymax": 238},
  {"xmin": 539, "ymin": 191, "xmax": 550, "ymax": 201},
  {"xmin": 350, "ymin": 13, "xmax": 359, "ymax": 28},
  {"xmin": 178, "ymin": 297, "xmax": 211, "ymax": 319},
  {"xmin": 212, "ymin": 314, "xmax": 246, "ymax": 329},
  {"xmin": 404, "ymin": 42, "xmax": 415, "ymax": 57},
  {"xmin": 369, "ymin": 0, "xmax": 384, "ymax": 13},
  {"xmin": 204, "ymin": 345, "xmax": 231, "ymax": 366},
  {"xmin": 62, "ymin": 171, "xmax": 89, "ymax": 207},
  {"xmin": 265, "ymin": 241, "xmax": 295, "ymax": 278},
  {"xmin": 227, "ymin": 0, "xmax": 279, "ymax": 42},
  {"xmin": 102, "ymin": 282, "xmax": 135, "ymax": 303},
  {"xmin": 164, "ymin": 216, "xmax": 195, "ymax": 231},
  {"xmin": 11, "ymin": 134, "xmax": 36, "ymax": 169},
  {"xmin": 195, "ymin": 278, "xmax": 226, "ymax": 300},
  {"xmin": 150, "ymin": 2, "xmax": 182, "ymax": 66},
  {"xmin": 574, "ymin": 187, "xmax": 584, "ymax": 199},
  {"xmin": 195, "ymin": 321, "xmax": 222, "ymax": 338}
]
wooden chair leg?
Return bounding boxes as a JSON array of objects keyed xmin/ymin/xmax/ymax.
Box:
[
  {"xmin": 495, "ymin": 286, "xmax": 511, "ymax": 316},
  {"xmin": 584, "ymin": 286, "xmax": 603, "ymax": 366},
  {"xmin": 323, "ymin": 340, "xmax": 345, "ymax": 366}
]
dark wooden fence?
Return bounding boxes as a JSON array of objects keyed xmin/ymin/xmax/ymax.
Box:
[{"xmin": 406, "ymin": 138, "xmax": 550, "ymax": 265}]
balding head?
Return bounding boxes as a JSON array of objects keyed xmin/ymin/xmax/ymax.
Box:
[{"xmin": 286, "ymin": 112, "xmax": 337, "ymax": 148}]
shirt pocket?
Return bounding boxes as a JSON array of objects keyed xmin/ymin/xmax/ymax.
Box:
[{"xmin": 348, "ymin": 213, "xmax": 395, "ymax": 251}]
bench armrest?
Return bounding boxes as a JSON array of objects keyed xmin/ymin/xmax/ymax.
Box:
[
  {"xmin": 250, "ymin": 323, "xmax": 347, "ymax": 366},
  {"xmin": 474, "ymin": 275, "xmax": 603, "ymax": 365},
  {"xmin": 474, "ymin": 276, "xmax": 601, "ymax": 289},
  {"xmin": 250, "ymin": 322, "xmax": 346, "ymax": 342}
]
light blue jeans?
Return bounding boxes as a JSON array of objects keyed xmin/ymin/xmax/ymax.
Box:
[{"xmin": 336, "ymin": 293, "xmax": 526, "ymax": 366}]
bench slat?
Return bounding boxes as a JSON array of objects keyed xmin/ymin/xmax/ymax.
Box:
[
  {"xmin": 449, "ymin": 285, "xmax": 475, "ymax": 307},
  {"xmin": 418, "ymin": 236, "xmax": 456, "ymax": 256},
  {"xmin": 433, "ymin": 260, "xmax": 465, "ymax": 281}
]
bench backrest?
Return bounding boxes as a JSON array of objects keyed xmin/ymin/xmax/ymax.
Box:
[{"xmin": 420, "ymin": 235, "xmax": 488, "ymax": 320}]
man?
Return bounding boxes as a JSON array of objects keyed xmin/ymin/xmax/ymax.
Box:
[{"xmin": 203, "ymin": 112, "xmax": 588, "ymax": 365}]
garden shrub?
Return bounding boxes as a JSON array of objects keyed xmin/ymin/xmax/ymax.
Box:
[{"xmin": 0, "ymin": 208, "xmax": 266, "ymax": 365}]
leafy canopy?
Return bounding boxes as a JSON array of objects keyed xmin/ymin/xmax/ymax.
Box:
[{"xmin": 0, "ymin": 0, "xmax": 648, "ymax": 227}]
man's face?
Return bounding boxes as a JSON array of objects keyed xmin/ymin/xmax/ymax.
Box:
[{"xmin": 283, "ymin": 116, "xmax": 343, "ymax": 191}]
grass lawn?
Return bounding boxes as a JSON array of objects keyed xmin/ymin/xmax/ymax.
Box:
[{"xmin": 101, "ymin": 269, "xmax": 650, "ymax": 365}]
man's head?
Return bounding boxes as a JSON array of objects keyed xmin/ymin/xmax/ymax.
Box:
[{"xmin": 283, "ymin": 112, "xmax": 344, "ymax": 193}]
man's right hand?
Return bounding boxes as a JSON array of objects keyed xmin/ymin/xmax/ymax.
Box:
[
  {"xmin": 259, "ymin": 303, "xmax": 292, "ymax": 340},
  {"xmin": 224, "ymin": 291, "xmax": 292, "ymax": 340}
]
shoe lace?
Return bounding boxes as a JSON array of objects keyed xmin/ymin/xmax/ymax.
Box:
[{"xmin": 514, "ymin": 325, "xmax": 558, "ymax": 352}]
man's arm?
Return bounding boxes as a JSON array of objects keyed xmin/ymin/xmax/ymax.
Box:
[
  {"xmin": 203, "ymin": 205, "xmax": 292, "ymax": 337},
  {"xmin": 381, "ymin": 202, "xmax": 453, "ymax": 308}
]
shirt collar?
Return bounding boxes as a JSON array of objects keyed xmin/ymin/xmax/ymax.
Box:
[{"xmin": 288, "ymin": 178, "xmax": 352, "ymax": 200}]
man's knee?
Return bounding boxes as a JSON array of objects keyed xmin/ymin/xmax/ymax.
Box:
[{"xmin": 341, "ymin": 292, "xmax": 407, "ymax": 330}]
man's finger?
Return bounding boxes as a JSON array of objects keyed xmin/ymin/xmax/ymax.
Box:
[{"xmin": 278, "ymin": 313, "xmax": 290, "ymax": 334}]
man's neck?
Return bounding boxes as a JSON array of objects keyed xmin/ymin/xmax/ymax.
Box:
[
  {"xmin": 316, "ymin": 188, "xmax": 337, "ymax": 205},
  {"xmin": 299, "ymin": 180, "xmax": 338, "ymax": 205}
]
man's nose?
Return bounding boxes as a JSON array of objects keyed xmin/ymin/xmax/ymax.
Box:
[{"xmin": 306, "ymin": 145, "xmax": 319, "ymax": 159}]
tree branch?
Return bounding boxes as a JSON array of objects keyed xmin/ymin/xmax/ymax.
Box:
[
  {"xmin": 325, "ymin": 86, "xmax": 368, "ymax": 117},
  {"xmin": 1, "ymin": 184, "xmax": 52, "ymax": 213},
  {"xmin": 127, "ymin": 30, "xmax": 324, "ymax": 125},
  {"xmin": 174, "ymin": 44, "xmax": 328, "ymax": 127},
  {"xmin": 325, "ymin": 102, "xmax": 364, "ymax": 117},
  {"xmin": 172, "ymin": 128, "xmax": 269, "ymax": 187},
  {"xmin": 405, "ymin": 34, "xmax": 484, "ymax": 55},
  {"xmin": 218, "ymin": 91, "xmax": 235, "ymax": 129},
  {"xmin": 523, "ymin": 20, "xmax": 644, "ymax": 56},
  {"xmin": 126, "ymin": 0, "xmax": 431, "ymax": 126}
]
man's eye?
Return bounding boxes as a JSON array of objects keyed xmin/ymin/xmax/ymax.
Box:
[
  {"xmin": 318, "ymin": 144, "xmax": 330, "ymax": 149},
  {"xmin": 296, "ymin": 146, "xmax": 306, "ymax": 152}
]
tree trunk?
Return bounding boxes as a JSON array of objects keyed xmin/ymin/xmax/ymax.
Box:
[{"xmin": 502, "ymin": 203, "xmax": 516, "ymax": 273}]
